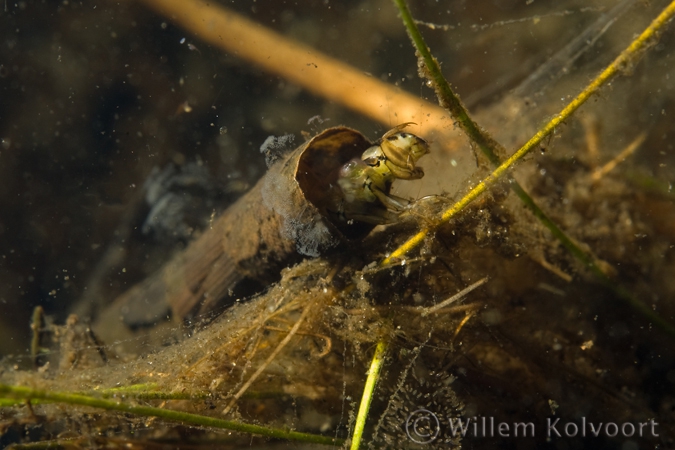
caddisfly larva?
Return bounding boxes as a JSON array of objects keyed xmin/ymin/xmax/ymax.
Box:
[
  {"xmin": 335, "ymin": 123, "xmax": 430, "ymax": 224},
  {"xmin": 102, "ymin": 125, "xmax": 431, "ymax": 323}
]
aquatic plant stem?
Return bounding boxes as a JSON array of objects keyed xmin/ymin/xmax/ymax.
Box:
[
  {"xmin": 393, "ymin": 0, "xmax": 506, "ymax": 165},
  {"xmin": 388, "ymin": 0, "xmax": 675, "ymax": 263},
  {"xmin": 350, "ymin": 340, "xmax": 388, "ymax": 450},
  {"xmin": 388, "ymin": 0, "xmax": 675, "ymax": 338},
  {"xmin": 0, "ymin": 384, "xmax": 343, "ymax": 446}
]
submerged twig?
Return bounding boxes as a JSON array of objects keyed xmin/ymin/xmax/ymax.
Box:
[
  {"xmin": 452, "ymin": 310, "xmax": 477, "ymax": 343},
  {"xmin": 264, "ymin": 325, "xmax": 332, "ymax": 358},
  {"xmin": 344, "ymin": 303, "xmax": 480, "ymax": 316},
  {"xmin": 591, "ymin": 132, "xmax": 647, "ymax": 182},
  {"xmin": 132, "ymin": 0, "xmax": 464, "ymax": 150},
  {"xmin": 30, "ymin": 306, "xmax": 45, "ymax": 367},
  {"xmin": 532, "ymin": 256, "xmax": 574, "ymax": 282},
  {"xmin": 421, "ymin": 277, "xmax": 488, "ymax": 317},
  {"xmin": 222, "ymin": 300, "xmax": 315, "ymax": 415}
]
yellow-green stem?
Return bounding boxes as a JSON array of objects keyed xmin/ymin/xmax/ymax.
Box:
[
  {"xmin": 388, "ymin": 0, "xmax": 675, "ymax": 263},
  {"xmin": 350, "ymin": 340, "xmax": 388, "ymax": 450},
  {"xmin": 388, "ymin": 0, "xmax": 675, "ymax": 338}
]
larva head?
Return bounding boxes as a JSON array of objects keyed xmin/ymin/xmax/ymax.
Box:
[{"xmin": 378, "ymin": 123, "xmax": 430, "ymax": 180}]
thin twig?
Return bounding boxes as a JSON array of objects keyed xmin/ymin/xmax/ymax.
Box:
[
  {"xmin": 421, "ymin": 277, "xmax": 488, "ymax": 317},
  {"xmin": 30, "ymin": 306, "xmax": 45, "ymax": 367},
  {"xmin": 452, "ymin": 310, "xmax": 477, "ymax": 343},
  {"xmin": 264, "ymin": 325, "xmax": 333, "ymax": 358},
  {"xmin": 344, "ymin": 302, "xmax": 481, "ymax": 316},
  {"xmin": 223, "ymin": 302, "xmax": 314, "ymax": 414},
  {"xmin": 582, "ymin": 115, "xmax": 602, "ymax": 168},
  {"xmin": 532, "ymin": 256, "xmax": 574, "ymax": 283},
  {"xmin": 591, "ymin": 132, "xmax": 647, "ymax": 182},
  {"xmin": 131, "ymin": 0, "xmax": 464, "ymax": 151}
]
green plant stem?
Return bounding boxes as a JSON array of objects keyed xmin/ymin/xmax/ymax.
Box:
[
  {"xmin": 350, "ymin": 340, "xmax": 388, "ymax": 450},
  {"xmin": 2, "ymin": 384, "xmax": 204, "ymax": 405},
  {"xmin": 394, "ymin": 0, "xmax": 507, "ymax": 164},
  {"xmin": 0, "ymin": 383, "xmax": 343, "ymax": 447},
  {"xmin": 389, "ymin": 0, "xmax": 675, "ymax": 338}
]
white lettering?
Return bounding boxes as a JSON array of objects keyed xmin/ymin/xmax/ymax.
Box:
[
  {"xmin": 650, "ymin": 419, "xmax": 659, "ymax": 437},
  {"xmin": 565, "ymin": 422, "xmax": 578, "ymax": 437},
  {"xmin": 589, "ymin": 421, "xmax": 603, "ymax": 437},
  {"xmin": 514, "ymin": 422, "xmax": 535, "ymax": 437},
  {"xmin": 448, "ymin": 418, "xmax": 471, "ymax": 437},
  {"xmin": 581, "ymin": 417, "xmax": 586, "ymax": 437},
  {"xmin": 547, "ymin": 418, "xmax": 561, "ymax": 437}
]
